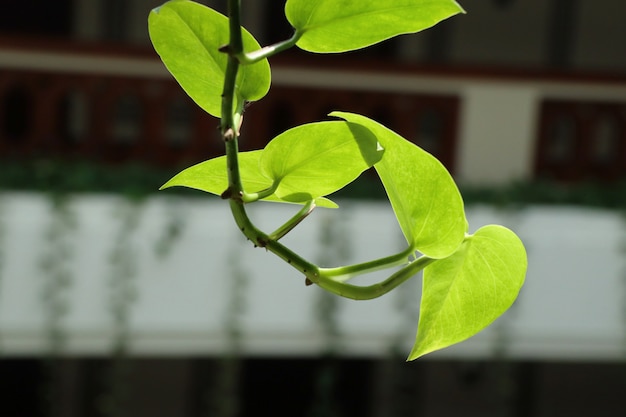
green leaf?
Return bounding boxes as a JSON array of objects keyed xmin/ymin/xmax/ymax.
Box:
[
  {"xmin": 331, "ymin": 112, "xmax": 466, "ymax": 259},
  {"xmin": 160, "ymin": 151, "xmax": 338, "ymax": 208},
  {"xmin": 285, "ymin": 0, "xmax": 465, "ymax": 53},
  {"xmin": 160, "ymin": 151, "xmax": 268, "ymax": 194},
  {"xmin": 148, "ymin": 0, "xmax": 271, "ymax": 117},
  {"xmin": 409, "ymin": 225, "xmax": 527, "ymax": 359},
  {"xmin": 260, "ymin": 121, "xmax": 384, "ymax": 203}
]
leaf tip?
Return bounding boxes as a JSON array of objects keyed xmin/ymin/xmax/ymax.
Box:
[
  {"xmin": 159, "ymin": 179, "xmax": 175, "ymax": 191},
  {"xmin": 150, "ymin": 2, "xmax": 171, "ymax": 16},
  {"xmin": 455, "ymin": 1, "xmax": 468, "ymax": 14},
  {"xmin": 406, "ymin": 341, "xmax": 436, "ymax": 361}
]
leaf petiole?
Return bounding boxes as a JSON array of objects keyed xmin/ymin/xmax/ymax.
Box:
[
  {"xmin": 268, "ymin": 199, "xmax": 316, "ymax": 241},
  {"xmin": 316, "ymin": 255, "xmax": 437, "ymax": 300},
  {"xmin": 241, "ymin": 181, "xmax": 279, "ymax": 203},
  {"xmin": 235, "ymin": 32, "xmax": 301, "ymax": 64},
  {"xmin": 319, "ymin": 245, "xmax": 416, "ymax": 282}
]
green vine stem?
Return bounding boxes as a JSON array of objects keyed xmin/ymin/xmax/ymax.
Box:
[
  {"xmin": 320, "ymin": 245, "xmax": 417, "ymax": 282},
  {"xmin": 220, "ymin": 0, "xmax": 436, "ymax": 300},
  {"xmin": 268, "ymin": 199, "xmax": 316, "ymax": 241},
  {"xmin": 316, "ymin": 255, "xmax": 437, "ymax": 300}
]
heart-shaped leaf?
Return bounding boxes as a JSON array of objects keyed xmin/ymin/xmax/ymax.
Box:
[
  {"xmin": 160, "ymin": 151, "xmax": 338, "ymax": 208},
  {"xmin": 260, "ymin": 121, "xmax": 384, "ymax": 202},
  {"xmin": 331, "ymin": 112, "xmax": 466, "ymax": 259},
  {"xmin": 285, "ymin": 0, "xmax": 465, "ymax": 53},
  {"xmin": 409, "ymin": 225, "xmax": 527, "ymax": 359},
  {"xmin": 149, "ymin": 1, "xmax": 271, "ymax": 117}
]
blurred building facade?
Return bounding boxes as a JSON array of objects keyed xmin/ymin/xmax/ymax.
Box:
[
  {"xmin": 0, "ymin": 1, "xmax": 625, "ymax": 416},
  {"xmin": 1, "ymin": 0, "xmax": 625, "ymax": 182}
]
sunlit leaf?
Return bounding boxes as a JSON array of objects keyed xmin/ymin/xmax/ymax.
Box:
[
  {"xmin": 409, "ymin": 225, "xmax": 527, "ymax": 359},
  {"xmin": 260, "ymin": 121, "xmax": 384, "ymax": 202},
  {"xmin": 285, "ymin": 0, "xmax": 465, "ymax": 53},
  {"xmin": 331, "ymin": 112, "xmax": 465, "ymax": 259},
  {"xmin": 160, "ymin": 151, "xmax": 268, "ymax": 194},
  {"xmin": 160, "ymin": 151, "xmax": 338, "ymax": 208},
  {"xmin": 149, "ymin": 0, "xmax": 271, "ymax": 117}
]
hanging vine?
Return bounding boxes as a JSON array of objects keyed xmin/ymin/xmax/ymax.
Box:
[
  {"xmin": 153, "ymin": 196, "xmax": 188, "ymax": 259},
  {"xmin": 205, "ymin": 236, "xmax": 249, "ymax": 417},
  {"xmin": 375, "ymin": 233, "xmax": 422, "ymax": 417},
  {"xmin": 488, "ymin": 203, "xmax": 528, "ymax": 416},
  {"xmin": 38, "ymin": 192, "xmax": 77, "ymax": 417},
  {"xmin": 307, "ymin": 210, "xmax": 351, "ymax": 417},
  {"xmin": 99, "ymin": 198, "xmax": 143, "ymax": 417}
]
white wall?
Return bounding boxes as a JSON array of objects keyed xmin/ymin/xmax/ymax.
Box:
[
  {"xmin": 456, "ymin": 84, "xmax": 540, "ymax": 184},
  {"xmin": 0, "ymin": 193, "xmax": 624, "ymax": 360}
]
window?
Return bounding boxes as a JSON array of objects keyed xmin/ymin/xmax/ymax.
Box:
[{"xmin": 535, "ymin": 100, "xmax": 626, "ymax": 181}]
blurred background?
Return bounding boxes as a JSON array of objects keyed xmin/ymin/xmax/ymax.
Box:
[{"xmin": 0, "ymin": 0, "xmax": 625, "ymax": 416}]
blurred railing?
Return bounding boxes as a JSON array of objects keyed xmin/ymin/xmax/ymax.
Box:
[
  {"xmin": 0, "ymin": 39, "xmax": 460, "ymax": 170},
  {"xmin": 1, "ymin": 37, "xmax": 626, "ymax": 182},
  {"xmin": 0, "ymin": 48, "xmax": 219, "ymax": 167}
]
